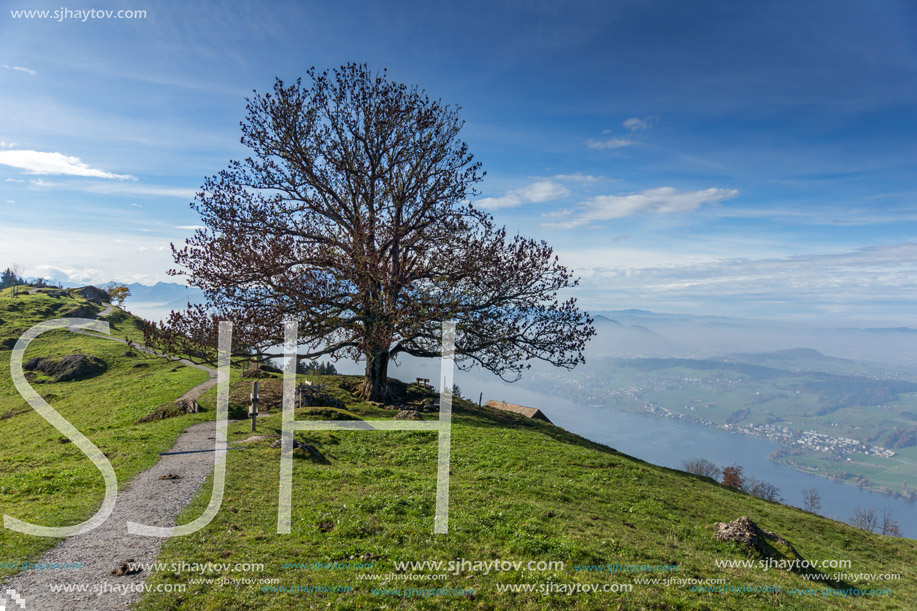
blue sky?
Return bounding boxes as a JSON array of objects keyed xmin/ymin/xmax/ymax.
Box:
[{"xmin": 1, "ymin": 0, "xmax": 916, "ymax": 322}]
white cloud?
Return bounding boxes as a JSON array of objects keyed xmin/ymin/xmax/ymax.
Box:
[
  {"xmin": 476, "ymin": 180, "xmax": 570, "ymax": 210},
  {"xmin": 175, "ymin": 225, "xmax": 205, "ymax": 231},
  {"xmin": 28, "ymin": 179, "xmax": 195, "ymax": 198},
  {"xmin": 567, "ymin": 244, "xmax": 917, "ymax": 302},
  {"xmin": 545, "ymin": 187, "xmax": 738, "ymax": 229},
  {"xmin": 0, "ymin": 227, "xmax": 180, "ymax": 285},
  {"xmin": 5, "ymin": 200, "xmax": 14, "ymax": 204},
  {"xmin": 589, "ymin": 117, "xmax": 656, "ymax": 150},
  {"xmin": 541, "ymin": 208, "xmax": 573, "ymax": 219},
  {"xmin": 0, "ymin": 141, "xmax": 16, "ymax": 149},
  {"xmin": 5, "ymin": 177, "xmax": 23, "ymax": 182},
  {"xmin": 623, "ymin": 117, "xmax": 657, "ymax": 132},
  {"xmin": 131, "ymin": 203, "xmax": 144, "ymax": 208},
  {"xmin": 0, "ymin": 150, "xmax": 134, "ymax": 179},
  {"xmin": 3, "ymin": 64, "xmax": 36, "ymax": 76},
  {"xmin": 553, "ymin": 173, "xmax": 605, "ymax": 183},
  {"xmin": 586, "ymin": 137, "xmax": 633, "ymax": 150}
]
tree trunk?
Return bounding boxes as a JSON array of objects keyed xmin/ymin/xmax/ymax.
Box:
[{"xmin": 360, "ymin": 350, "xmax": 389, "ymax": 402}]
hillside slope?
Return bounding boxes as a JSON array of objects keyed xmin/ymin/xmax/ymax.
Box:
[
  {"xmin": 0, "ymin": 290, "xmax": 211, "ymax": 578},
  {"xmin": 135, "ymin": 375, "xmax": 916, "ymax": 610}
]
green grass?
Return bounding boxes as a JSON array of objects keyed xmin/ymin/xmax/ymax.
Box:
[
  {"xmin": 135, "ymin": 375, "xmax": 917, "ymax": 611},
  {"xmin": 0, "ymin": 292, "xmax": 211, "ymax": 579},
  {"xmin": 3, "ymin": 292, "xmax": 916, "ymax": 609}
]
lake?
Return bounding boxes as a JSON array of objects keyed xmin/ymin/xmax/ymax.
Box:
[{"xmin": 366, "ymin": 359, "xmax": 917, "ymax": 539}]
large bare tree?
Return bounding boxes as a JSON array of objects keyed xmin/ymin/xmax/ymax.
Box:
[{"xmin": 148, "ymin": 64, "xmax": 594, "ymax": 402}]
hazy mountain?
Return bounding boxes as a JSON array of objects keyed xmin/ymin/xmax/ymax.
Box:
[{"xmin": 120, "ymin": 282, "xmax": 205, "ymax": 323}]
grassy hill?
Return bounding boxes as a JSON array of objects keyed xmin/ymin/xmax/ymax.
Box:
[
  {"xmin": 1, "ymin": 290, "xmax": 915, "ymax": 609},
  {"xmin": 0, "ymin": 290, "xmax": 211, "ymax": 578},
  {"xmin": 137, "ymin": 375, "xmax": 915, "ymax": 610}
]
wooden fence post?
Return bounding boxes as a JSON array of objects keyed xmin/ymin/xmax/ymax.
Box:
[{"xmin": 250, "ymin": 381, "xmax": 259, "ymax": 432}]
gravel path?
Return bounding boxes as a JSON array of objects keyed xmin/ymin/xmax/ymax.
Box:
[
  {"xmin": 2, "ymin": 421, "xmax": 221, "ymax": 610},
  {"xmin": 2, "ymin": 303, "xmax": 223, "ymax": 610}
]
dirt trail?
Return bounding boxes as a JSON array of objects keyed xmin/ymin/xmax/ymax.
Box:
[
  {"xmin": 2, "ymin": 304, "xmax": 223, "ymax": 610},
  {"xmin": 2, "ymin": 421, "xmax": 221, "ymax": 610}
]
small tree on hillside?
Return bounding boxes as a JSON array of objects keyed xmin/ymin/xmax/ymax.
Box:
[
  {"xmin": 147, "ymin": 64, "xmax": 595, "ymax": 402},
  {"xmin": 0, "ymin": 268, "xmax": 16, "ymax": 291},
  {"xmin": 802, "ymin": 488, "xmax": 821, "ymax": 513},
  {"xmin": 851, "ymin": 507, "xmax": 878, "ymax": 532},
  {"xmin": 3, "ymin": 263, "xmax": 26, "ymax": 297},
  {"xmin": 880, "ymin": 508, "xmax": 901, "ymax": 537},
  {"xmin": 745, "ymin": 477, "xmax": 783, "ymax": 502},
  {"xmin": 681, "ymin": 458, "xmax": 720, "ymax": 479},
  {"xmin": 106, "ymin": 282, "xmax": 132, "ymax": 306},
  {"xmin": 721, "ymin": 464, "xmax": 745, "ymax": 490}
]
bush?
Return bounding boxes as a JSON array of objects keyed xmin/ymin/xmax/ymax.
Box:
[{"xmin": 721, "ymin": 464, "xmax": 745, "ymax": 490}]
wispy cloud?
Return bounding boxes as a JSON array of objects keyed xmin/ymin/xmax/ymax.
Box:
[
  {"xmin": 545, "ymin": 187, "xmax": 738, "ymax": 229},
  {"xmin": 4, "ymin": 200, "xmax": 14, "ymax": 204},
  {"xmin": 553, "ymin": 173, "xmax": 605, "ymax": 183},
  {"xmin": 553, "ymin": 242, "xmax": 917, "ymax": 322},
  {"xmin": 0, "ymin": 141, "xmax": 16, "ymax": 149},
  {"xmin": 571, "ymin": 244, "xmax": 917, "ymax": 301},
  {"xmin": 5, "ymin": 177, "xmax": 23, "ymax": 183},
  {"xmin": 476, "ymin": 180, "xmax": 570, "ymax": 210},
  {"xmin": 622, "ymin": 116, "xmax": 657, "ymax": 132},
  {"xmin": 586, "ymin": 137, "xmax": 633, "ymax": 150},
  {"xmin": 588, "ymin": 117, "xmax": 658, "ymax": 150},
  {"xmin": 0, "ymin": 150, "xmax": 134, "ymax": 179},
  {"xmin": 3, "ymin": 64, "xmax": 36, "ymax": 76},
  {"xmin": 28, "ymin": 179, "xmax": 195, "ymax": 198},
  {"xmin": 175, "ymin": 225, "xmax": 205, "ymax": 231}
]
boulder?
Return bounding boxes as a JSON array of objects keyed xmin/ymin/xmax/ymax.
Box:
[
  {"xmin": 393, "ymin": 409, "xmax": 423, "ymax": 421},
  {"xmin": 23, "ymin": 354, "xmax": 107, "ymax": 383},
  {"xmin": 138, "ymin": 398, "xmax": 200, "ymax": 423},
  {"xmin": 714, "ymin": 516, "xmax": 802, "ymax": 559},
  {"xmin": 270, "ymin": 438, "xmax": 328, "ymax": 463},
  {"xmin": 74, "ymin": 286, "xmax": 109, "ymax": 304}
]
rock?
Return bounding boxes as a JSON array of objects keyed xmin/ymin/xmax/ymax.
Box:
[
  {"xmin": 74, "ymin": 285, "xmax": 109, "ymax": 304},
  {"xmin": 0, "ymin": 337, "xmax": 16, "ymax": 350},
  {"xmin": 159, "ymin": 473, "xmax": 183, "ymax": 480},
  {"xmin": 110, "ymin": 559, "xmax": 141, "ymax": 576},
  {"xmin": 393, "ymin": 409, "xmax": 423, "ymax": 421},
  {"xmin": 174, "ymin": 398, "xmax": 200, "ymax": 413},
  {"xmin": 270, "ymin": 438, "xmax": 329, "ymax": 463},
  {"xmin": 23, "ymin": 354, "xmax": 107, "ymax": 383},
  {"xmin": 138, "ymin": 398, "xmax": 200, "ymax": 423},
  {"xmin": 299, "ymin": 389, "xmax": 346, "ymax": 409},
  {"xmin": 714, "ymin": 516, "xmax": 802, "ymax": 559}
]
